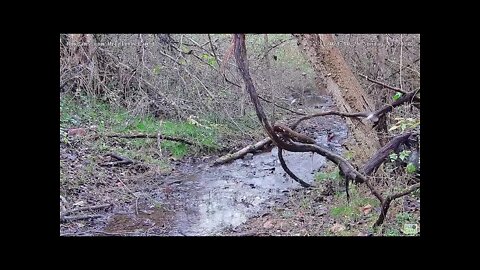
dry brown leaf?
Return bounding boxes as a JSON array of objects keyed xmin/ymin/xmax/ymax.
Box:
[
  {"xmin": 360, "ymin": 204, "xmax": 373, "ymax": 215},
  {"xmin": 330, "ymin": 223, "xmax": 346, "ymax": 233}
]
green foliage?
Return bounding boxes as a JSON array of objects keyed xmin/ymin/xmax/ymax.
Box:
[
  {"xmin": 396, "ymin": 212, "xmax": 414, "ymax": 223},
  {"xmin": 400, "ymin": 223, "xmax": 419, "ymax": 235},
  {"xmin": 344, "ymin": 151, "xmax": 354, "ymax": 161},
  {"xmin": 392, "ymin": 92, "xmax": 403, "ymax": 101},
  {"xmin": 395, "ymin": 212, "xmax": 419, "ymax": 236},
  {"xmin": 390, "ymin": 150, "xmax": 410, "ymax": 163},
  {"xmin": 153, "ymin": 65, "xmax": 162, "ymax": 75},
  {"xmin": 315, "ymin": 168, "xmax": 341, "ymax": 182},
  {"xmin": 331, "ymin": 185, "xmax": 379, "ymax": 222},
  {"xmin": 202, "ymin": 53, "xmax": 217, "ymax": 66},
  {"xmin": 202, "ymin": 53, "xmax": 217, "ymax": 67},
  {"xmin": 389, "ymin": 153, "xmax": 398, "ymax": 162},
  {"xmin": 399, "ymin": 150, "xmax": 411, "ymax": 161},
  {"xmin": 389, "ymin": 117, "xmax": 420, "ymax": 132},
  {"xmin": 385, "ymin": 228, "xmax": 402, "ymax": 236},
  {"xmin": 406, "ymin": 163, "xmax": 417, "ymax": 174}
]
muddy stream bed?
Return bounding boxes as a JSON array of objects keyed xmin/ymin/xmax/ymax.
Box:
[{"xmin": 63, "ymin": 95, "xmax": 349, "ymax": 236}]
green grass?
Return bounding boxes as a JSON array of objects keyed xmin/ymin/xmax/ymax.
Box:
[
  {"xmin": 395, "ymin": 212, "xmax": 414, "ymax": 224},
  {"xmin": 315, "ymin": 168, "xmax": 341, "ymax": 182},
  {"xmin": 60, "ymin": 94, "xmax": 220, "ymax": 159},
  {"xmin": 330, "ymin": 185, "xmax": 379, "ymax": 223}
]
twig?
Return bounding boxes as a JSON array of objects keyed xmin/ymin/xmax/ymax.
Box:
[
  {"xmin": 258, "ymin": 95, "xmax": 307, "ymax": 115},
  {"xmin": 357, "ymin": 73, "xmax": 409, "ymax": 95},
  {"xmin": 61, "ymin": 230, "xmax": 147, "ymax": 236},
  {"xmin": 256, "ymin": 37, "xmax": 295, "ymax": 60},
  {"xmin": 135, "ymin": 196, "xmax": 140, "ymax": 216},
  {"xmin": 387, "ymin": 58, "xmax": 420, "ymax": 76},
  {"xmin": 60, "ymin": 214, "xmax": 103, "ymax": 223},
  {"xmin": 207, "ymin": 34, "xmax": 220, "ymax": 70},
  {"xmin": 158, "ymin": 50, "xmax": 182, "ymax": 66},
  {"xmin": 100, "ymin": 153, "xmax": 133, "ymax": 167},
  {"xmin": 61, "ymin": 203, "xmax": 112, "ymax": 216},
  {"xmin": 374, "ymin": 183, "xmax": 420, "ymax": 227}
]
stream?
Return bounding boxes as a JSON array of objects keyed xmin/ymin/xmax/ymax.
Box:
[{"xmin": 104, "ymin": 95, "xmax": 348, "ymax": 236}]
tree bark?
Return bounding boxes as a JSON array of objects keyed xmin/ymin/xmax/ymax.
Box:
[{"xmin": 294, "ymin": 34, "xmax": 380, "ymax": 163}]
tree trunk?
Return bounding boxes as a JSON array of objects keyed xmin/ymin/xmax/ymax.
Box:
[{"xmin": 294, "ymin": 34, "xmax": 380, "ymax": 162}]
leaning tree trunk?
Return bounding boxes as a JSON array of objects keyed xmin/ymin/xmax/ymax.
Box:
[{"xmin": 294, "ymin": 34, "xmax": 380, "ymax": 162}]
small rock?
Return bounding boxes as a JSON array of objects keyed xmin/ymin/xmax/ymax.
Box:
[
  {"xmin": 68, "ymin": 128, "xmax": 86, "ymax": 137},
  {"xmin": 243, "ymin": 153, "xmax": 254, "ymax": 160},
  {"xmin": 263, "ymin": 220, "xmax": 274, "ymax": 229}
]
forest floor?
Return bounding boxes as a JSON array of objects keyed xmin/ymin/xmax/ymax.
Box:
[{"xmin": 60, "ymin": 94, "xmax": 420, "ymax": 236}]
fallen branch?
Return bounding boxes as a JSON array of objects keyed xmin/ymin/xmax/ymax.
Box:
[
  {"xmin": 60, "ymin": 230, "xmax": 145, "ymax": 236},
  {"xmin": 105, "ymin": 134, "xmax": 194, "ymax": 145},
  {"xmin": 60, "ymin": 214, "xmax": 103, "ymax": 223},
  {"xmin": 362, "ymin": 132, "xmax": 412, "ymax": 175},
  {"xmin": 61, "ymin": 203, "xmax": 112, "ymax": 217},
  {"xmin": 212, "ymin": 137, "xmax": 272, "ymax": 165},
  {"xmin": 99, "ymin": 153, "xmax": 133, "ymax": 167}
]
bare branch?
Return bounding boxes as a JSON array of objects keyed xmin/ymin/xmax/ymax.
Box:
[
  {"xmin": 374, "ymin": 183, "xmax": 420, "ymax": 227},
  {"xmin": 258, "ymin": 95, "xmax": 307, "ymax": 116},
  {"xmin": 278, "ymin": 147, "xmax": 312, "ymax": 188},
  {"xmin": 60, "ymin": 214, "xmax": 103, "ymax": 223},
  {"xmin": 256, "ymin": 37, "xmax": 295, "ymax": 60},
  {"xmin": 207, "ymin": 34, "xmax": 221, "ymax": 70},
  {"xmin": 105, "ymin": 133, "xmax": 195, "ymax": 145}
]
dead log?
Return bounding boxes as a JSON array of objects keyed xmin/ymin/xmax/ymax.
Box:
[
  {"xmin": 362, "ymin": 132, "xmax": 412, "ymax": 175},
  {"xmin": 212, "ymin": 137, "xmax": 272, "ymax": 165}
]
